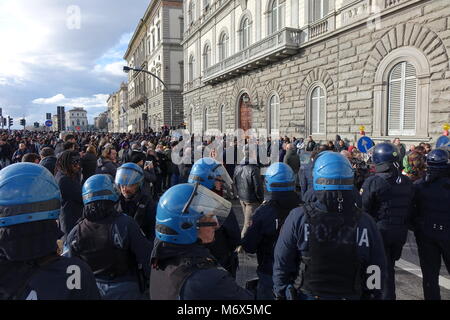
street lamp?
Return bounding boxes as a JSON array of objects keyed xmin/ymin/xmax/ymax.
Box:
[{"xmin": 123, "ymin": 66, "xmax": 174, "ymax": 129}]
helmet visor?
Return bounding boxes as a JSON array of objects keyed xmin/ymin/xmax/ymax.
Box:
[
  {"xmin": 213, "ymin": 164, "xmax": 233, "ymax": 189},
  {"xmin": 183, "ymin": 184, "xmax": 232, "ymax": 219},
  {"xmin": 115, "ymin": 167, "xmax": 143, "ymax": 185}
]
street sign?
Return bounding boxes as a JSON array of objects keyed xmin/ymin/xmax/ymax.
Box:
[
  {"xmin": 357, "ymin": 136, "xmax": 375, "ymax": 154},
  {"xmin": 436, "ymin": 135, "xmax": 450, "ymax": 148},
  {"xmin": 45, "ymin": 120, "xmax": 53, "ymax": 127}
]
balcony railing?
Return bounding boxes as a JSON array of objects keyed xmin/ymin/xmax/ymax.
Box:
[
  {"xmin": 202, "ymin": 27, "xmax": 303, "ymax": 84},
  {"xmin": 129, "ymin": 91, "xmax": 146, "ymax": 108}
]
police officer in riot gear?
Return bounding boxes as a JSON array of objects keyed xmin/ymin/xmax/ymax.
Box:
[
  {"xmin": 273, "ymin": 152, "xmax": 386, "ymax": 300},
  {"xmin": 0, "ymin": 163, "xmax": 100, "ymax": 300},
  {"xmin": 150, "ymin": 183, "xmax": 254, "ymax": 300},
  {"xmin": 64, "ymin": 174, "xmax": 153, "ymax": 300},
  {"xmin": 412, "ymin": 148, "xmax": 450, "ymax": 300},
  {"xmin": 115, "ymin": 163, "xmax": 157, "ymax": 240},
  {"xmin": 360, "ymin": 142, "xmax": 414, "ymax": 300},
  {"xmin": 242, "ymin": 162, "xmax": 300, "ymax": 300},
  {"xmin": 188, "ymin": 157, "xmax": 241, "ymax": 278}
]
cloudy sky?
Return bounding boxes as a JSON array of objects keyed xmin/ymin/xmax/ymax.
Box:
[{"xmin": 0, "ymin": 0, "xmax": 150, "ymax": 128}]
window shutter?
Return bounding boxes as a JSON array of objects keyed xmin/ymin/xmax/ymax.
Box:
[
  {"xmin": 404, "ymin": 63, "xmax": 417, "ymax": 132},
  {"xmin": 388, "ymin": 62, "xmax": 417, "ymax": 136},
  {"xmin": 311, "ymin": 88, "xmax": 318, "ymax": 134},
  {"xmin": 319, "ymin": 89, "xmax": 325, "ymax": 133}
]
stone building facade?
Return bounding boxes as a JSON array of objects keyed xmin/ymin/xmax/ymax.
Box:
[
  {"xmin": 66, "ymin": 108, "xmax": 88, "ymax": 132},
  {"xmin": 182, "ymin": 0, "xmax": 450, "ymax": 145},
  {"xmin": 124, "ymin": 0, "xmax": 185, "ymax": 133}
]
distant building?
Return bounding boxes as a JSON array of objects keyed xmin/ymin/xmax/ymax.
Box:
[
  {"xmin": 66, "ymin": 107, "xmax": 88, "ymax": 132},
  {"xmin": 124, "ymin": 0, "xmax": 184, "ymax": 133},
  {"xmin": 95, "ymin": 112, "xmax": 109, "ymax": 131}
]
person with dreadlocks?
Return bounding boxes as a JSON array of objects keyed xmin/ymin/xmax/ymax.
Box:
[{"xmin": 55, "ymin": 150, "xmax": 83, "ymax": 241}]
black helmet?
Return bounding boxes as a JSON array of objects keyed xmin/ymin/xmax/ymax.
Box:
[
  {"xmin": 427, "ymin": 149, "xmax": 449, "ymax": 168},
  {"xmin": 372, "ymin": 143, "xmax": 400, "ymax": 164}
]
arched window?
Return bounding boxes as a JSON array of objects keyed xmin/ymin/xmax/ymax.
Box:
[
  {"xmin": 219, "ymin": 32, "xmax": 229, "ymax": 61},
  {"xmin": 188, "ymin": 55, "xmax": 195, "ymax": 81},
  {"xmin": 311, "ymin": 86, "xmax": 326, "ymax": 134},
  {"xmin": 203, "ymin": 108, "xmax": 209, "ymax": 132},
  {"xmin": 241, "ymin": 18, "xmax": 251, "ymax": 50},
  {"xmin": 387, "ymin": 62, "xmax": 417, "ymax": 136},
  {"xmin": 220, "ymin": 105, "xmax": 226, "ymax": 132},
  {"xmin": 188, "ymin": 1, "xmax": 195, "ymax": 25},
  {"xmin": 268, "ymin": 94, "xmax": 280, "ymax": 135},
  {"xmin": 270, "ymin": 0, "xmax": 285, "ymax": 34},
  {"xmin": 203, "ymin": 43, "xmax": 211, "ymax": 70}
]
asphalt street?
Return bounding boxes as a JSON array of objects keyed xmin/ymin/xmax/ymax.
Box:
[{"xmin": 231, "ymin": 200, "xmax": 450, "ymax": 300}]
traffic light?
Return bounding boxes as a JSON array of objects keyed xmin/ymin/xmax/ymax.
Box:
[
  {"xmin": 2, "ymin": 118, "xmax": 5, "ymax": 126},
  {"xmin": 8, "ymin": 117, "xmax": 13, "ymax": 127},
  {"xmin": 34, "ymin": 122, "xmax": 40, "ymax": 128},
  {"xmin": 20, "ymin": 119, "xmax": 26, "ymax": 127}
]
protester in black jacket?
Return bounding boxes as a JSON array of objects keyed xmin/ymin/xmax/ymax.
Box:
[
  {"xmin": 81, "ymin": 145, "xmax": 97, "ymax": 184},
  {"xmin": 39, "ymin": 147, "xmax": 57, "ymax": 175},
  {"xmin": 233, "ymin": 147, "xmax": 264, "ymax": 237},
  {"xmin": 55, "ymin": 151, "xmax": 83, "ymax": 241},
  {"xmin": 96, "ymin": 146, "xmax": 119, "ymax": 178}
]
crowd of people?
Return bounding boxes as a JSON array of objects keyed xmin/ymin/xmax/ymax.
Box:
[{"xmin": 0, "ymin": 127, "xmax": 449, "ymax": 300}]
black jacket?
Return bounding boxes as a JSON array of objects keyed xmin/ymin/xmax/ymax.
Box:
[
  {"xmin": 233, "ymin": 161, "xmax": 264, "ymax": 203},
  {"xmin": 39, "ymin": 156, "xmax": 57, "ymax": 175},
  {"xmin": 81, "ymin": 152, "xmax": 97, "ymax": 184},
  {"xmin": 55, "ymin": 171, "xmax": 83, "ymax": 240},
  {"xmin": 96, "ymin": 158, "xmax": 119, "ymax": 178}
]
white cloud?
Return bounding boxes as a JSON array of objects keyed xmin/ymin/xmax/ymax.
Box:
[
  {"xmin": 33, "ymin": 93, "xmax": 109, "ymax": 109},
  {"xmin": 94, "ymin": 61, "xmax": 127, "ymax": 77}
]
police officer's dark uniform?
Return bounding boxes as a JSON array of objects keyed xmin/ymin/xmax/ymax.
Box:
[
  {"xmin": 412, "ymin": 148, "xmax": 450, "ymax": 300},
  {"xmin": 273, "ymin": 152, "xmax": 386, "ymax": 300},
  {"xmin": 360, "ymin": 143, "xmax": 414, "ymax": 300},
  {"xmin": 242, "ymin": 162, "xmax": 300, "ymax": 300},
  {"xmin": 115, "ymin": 163, "xmax": 157, "ymax": 240},
  {"xmin": 65, "ymin": 174, "xmax": 153, "ymax": 300},
  {"xmin": 0, "ymin": 163, "xmax": 100, "ymax": 300},
  {"xmin": 150, "ymin": 183, "xmax": 254, "ymax": 300}
]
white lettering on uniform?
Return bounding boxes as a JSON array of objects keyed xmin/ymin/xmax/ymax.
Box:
[
  {"xmin": 357, "ymin": 228, "xmax": 370, "ymax": 247},
  {"xmin": 26, "ymin": 290, "xmax": 38, "ymax": 300},
  {"xmin": 304, "ymin": 224, "xmax": 309, "ymax": 241}
]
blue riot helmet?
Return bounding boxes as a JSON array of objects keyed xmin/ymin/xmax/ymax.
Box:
[
  {"xmin": 156, "ymin": 183, "xmax": 232, "ymax": 245},
  {"xmin": 82, "ymin": 174, "xmax": 119, "ymax": 205},
  {"xmin": 188, "ymin": 157, "xmax": 233, "ymax": 191},
  {"xmin": 115, "ymin": 162, "xmax": 144, "ymax": 186},
  {"xmin": 313, "ymin": 151, "xmax": 354, "ymax": 191},
  {"xmin": 427, "ymin": 148, "xmax": 449, "ymax": 168},
  {"xmin": 0, "ymin": 163, "xmax": 61, "ymax": 228},
  {"xmin": 372, "ymin": 142, "xmax": 400, "ymax": 165},
  {"xmin": 264, "ymin": 162, "xmax": 296, "ymax": 192}
]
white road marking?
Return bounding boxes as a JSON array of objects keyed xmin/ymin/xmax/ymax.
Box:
[{"xmin": 396, "ymin": 259, "xmax": 450, "ymax": 290}]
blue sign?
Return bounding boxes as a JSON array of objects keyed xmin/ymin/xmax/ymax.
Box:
[
  {"xmin": 357, "ymin": 136, "xmax": 375, "ymax": 154},
  {"xmin": 436, "ymin": 135, "xmax": 450, "ymax": 148},
  {"xmin": 45, "ymin": 120, "xmax": 53, "ymax": 127}
]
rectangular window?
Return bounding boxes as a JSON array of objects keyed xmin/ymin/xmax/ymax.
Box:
[{"xmin": 312, "ymin": 0, "xmax": 329, "ymax": 22}]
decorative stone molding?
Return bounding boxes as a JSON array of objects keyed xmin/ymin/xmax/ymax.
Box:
[
  {"xmin": 299, "ymin": 68, "xmax": 335, "ymax": 97},
  {"xmin": 363, "ymin": 23, "xmax": 450, "ymax": 83},
  {"xmin": 263, "ymin": 79, "xmax": 286, "ymax": 104}
]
